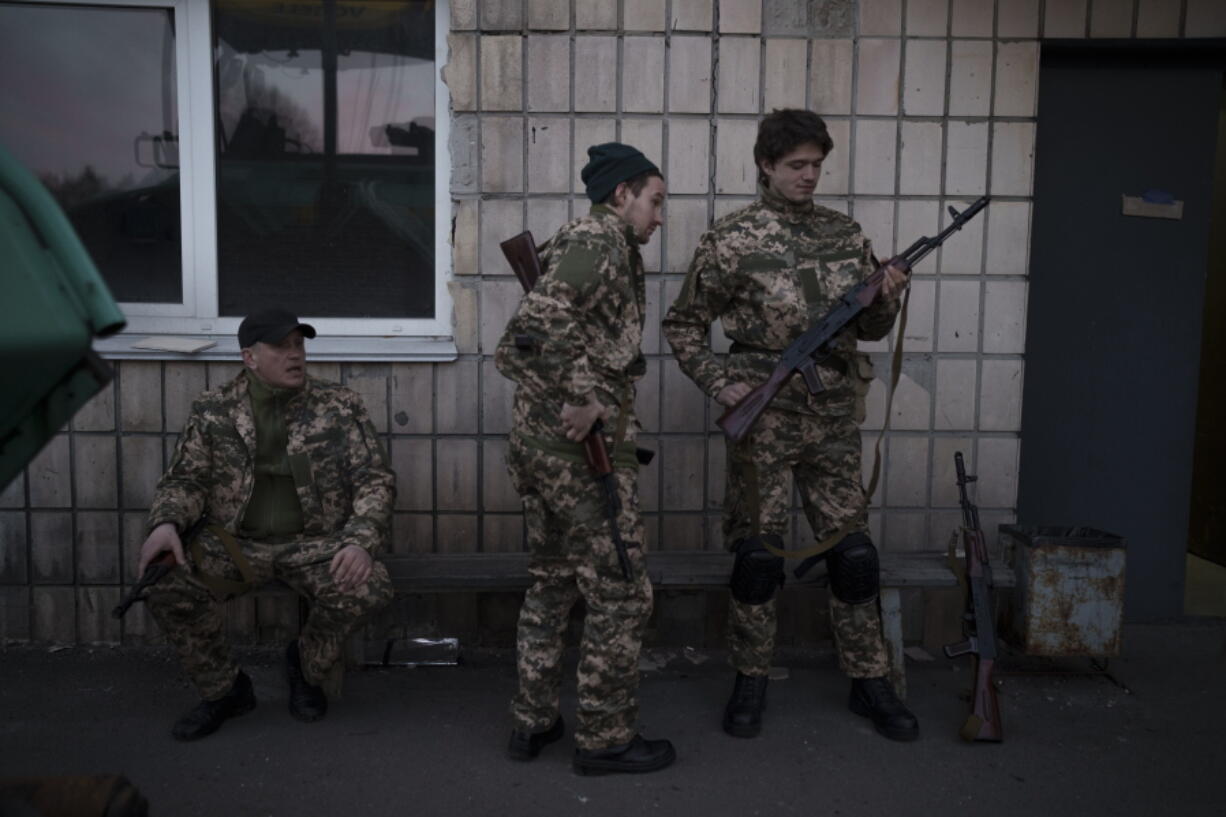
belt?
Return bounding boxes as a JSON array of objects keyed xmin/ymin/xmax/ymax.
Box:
[{"xmin": 729, "ymin": 342, "xmax": 848, "ymax": 375}]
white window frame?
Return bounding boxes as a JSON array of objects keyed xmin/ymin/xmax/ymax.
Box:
[{"xmin": 22, "ymin": 0, "xmax": 455, "ymax": 361}]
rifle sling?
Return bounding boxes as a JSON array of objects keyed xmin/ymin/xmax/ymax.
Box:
[
  {"xmin": 518, "ymin": 433, "xmax": 641, "ymax": 470},
  {"xmin": 190, "ymin": 524, "xmax": 259, "ymax": 600}
]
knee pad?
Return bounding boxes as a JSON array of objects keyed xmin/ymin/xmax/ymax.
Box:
[
  {"xmin": 729, "ymin": 535, "xmax": 786, "ymax": 605},
  {"xmin": 827, "ymin": 533, "xmax": 879, "ymax": 604}
]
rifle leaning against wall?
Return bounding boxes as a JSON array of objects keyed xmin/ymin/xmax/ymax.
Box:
[
  {"xmin": 717, "ymin": 196, "xmax": 989, "ymax": 443},
  {"xmin": 499, "ymin": 231, "xmax": 637, "ymax": 582},
  {"xmin": 943, "ymin": 451, "xmax": 1004, "ymax": 742}
]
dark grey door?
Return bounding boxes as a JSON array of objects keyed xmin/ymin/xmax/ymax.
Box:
[{"xmin": 1020, "ymin": 45, "xmax": 1223, "ymax": 620}]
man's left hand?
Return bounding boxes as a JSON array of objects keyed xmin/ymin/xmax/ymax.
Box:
[
  {"xmin": 880, "ymin": 259, "xmax": 911, "ymax": 302},
  {"xmin": 330, "ymin": 545, "xmax": 373, "ymax": 593}
]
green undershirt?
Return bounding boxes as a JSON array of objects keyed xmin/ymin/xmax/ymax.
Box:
[{"xmin": 239, "ymin": 371, "xmax": 304, "ymax": 539}]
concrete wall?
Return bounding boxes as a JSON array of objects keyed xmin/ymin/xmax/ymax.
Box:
[{"xmin": 3, "ymin": 0, "xmax": 1225, "ymax": 646}]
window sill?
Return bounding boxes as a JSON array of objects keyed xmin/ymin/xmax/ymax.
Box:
[{"xmin": 95, "ymin": 334, "xmax": 458, "ymax": 363}]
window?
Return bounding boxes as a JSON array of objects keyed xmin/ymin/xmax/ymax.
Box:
[{"xmin": 0, "ymin": 0, "xmax": 452, "ymax": 359}]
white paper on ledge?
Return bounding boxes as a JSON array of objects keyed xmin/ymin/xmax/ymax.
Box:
[{"xmin": 130, "ymin": 336, "xmax": 217, "ymax": 354}]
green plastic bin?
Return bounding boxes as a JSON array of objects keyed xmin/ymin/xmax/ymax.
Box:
[{"xmin": 0, "ymin": 143, "xmax": 126, "ymax": 490}]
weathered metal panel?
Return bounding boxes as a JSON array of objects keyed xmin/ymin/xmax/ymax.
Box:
[{"xmin": 1000, "ymin": 526, "xmax": 1126, "ymax": 656}]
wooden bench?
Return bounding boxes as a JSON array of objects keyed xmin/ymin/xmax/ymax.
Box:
[{"xmin": 380, "ymin": 551, "xmax": 1015, "ymax": 699}]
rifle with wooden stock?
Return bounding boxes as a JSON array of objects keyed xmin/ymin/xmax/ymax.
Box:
[
  {"xmin": 716, "ymin": 196, "xmax": 989, "ymax": 443},
  {"xmin": 112, "ymin": 516, "xmax": 208, "ymax": 619},
  {"xmin": 499, "ymin": 231, "xmax": 634, "ymax": 582},
  {"xmin": 943, "ymin": 451, "xmax": 1004, "ymax": 742}
]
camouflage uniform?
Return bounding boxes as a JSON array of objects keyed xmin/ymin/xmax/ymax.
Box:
[
  {"xmin": 662, "ymin": 184, "xmax": 899, "ymax": 679},
  {"xmin": 495, "ymin": 204, "xmax": 653, "ymax": 751},
  {"xmin": 146, "ymin": 372, "xmax": 395, "ymax": 699}
]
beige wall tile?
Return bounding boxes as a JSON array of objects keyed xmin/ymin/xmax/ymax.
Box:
[
  {"xmin": 707, "ymin": 434, "xmax": 726, "ymax": 510},
  {"xmin": 436, "ymin": 439, "xmax": 478, "ymax": 511},
  {"xmin": 163, "ymin": 363, "xmax": 207, "ymax": 434},
  {"xmin": 435, "ymin": 359, "xmax": 479, "ymax": 434},
  {"xmin": 1091, "ymin": 0, "xmax": 1135, "ymax": 37},
  {"xmin": 528, "ymin": 0, "xmax": 570, "ymax": 30},
  {"xmin": 662, "ymin": 359, "xmax": 709, "ymax": 432},
  {"xmin": 573, "ymin": 119, "xmax": 618, "ymax": 191},
  {"xmin": 665, "ymin": 198, "xmax": 710, "ymax": 273},
  {"xmin": 625, "ymin": 0, "xmax": 666, "ymax": 30},
  {"xmin": 939, "ymin": 201, "xmax": 985, "ymax": 275},
  {"xmin": 450, "ymin": 114, "xmax": 479, "ymax": 193},
  {"xmin": 0, "ymin": 473, "xmax": 24, "ymax": 508},
  {"xmin": 886, "ymin": 436, "xmax": 929, "ymax": 506},
  {"xmin": 821, "ymin": 118, "xmax": 851, "ymax": 195},
  {"xmin": 906, "ymin": 0, "xmax": 948, "ymax": 36},
  {"xmin": 525, "ymin": 198, "xmax": 571, "ymax": 246},
  {"xmin": 1136, "ymin": 0, "xmax": 1181, "ymax": 37},
  {"xmin": 445, "ymin": 34, "xmax": 477, "ymax": 111},
  {"xmin": 715, "ymin": 118, "xmax": 759, "ymax": 194},
  {"xmin": 78, "ymin": 586, "xmax": 121, "ymax": 643},
  {"xmin": 979, "ymin": 360, "xmax": 1023, "ymax": 432},
  {"xmin": 480, "ymin": 116, "xmax": 524, "ymax": 192},
  {"xmin": 994, "ymin": 41, "xmax": 1038, "ymax": 118},
  {"xmin": 480, "ymin": 36, "xmax": 523, "ymax": 111},
  {"xmin": 527, "ymin": 117, "xmax": 571, "ymax": 192},
  {"xmin": 856, "ymin": 39, "xmax": 901, "ymax": 116},
  {"xmin": 937, "ymin": 280, "xmax": 981, "ymax": 353},
  {"xmin": 899, "ymin": 120, "xmax": 943, "ymax": 195},
  {"xmin": 809, "ymin": 39, "xmax": 853, "ymax": 116},
  {"xmin": 30, "ymin": 512, "xmax": 72, "ymax": 582},
  {"xmin": 883, "ymin": 511, "xmax": 930, "ymax": 549},
  {"xmin": 634, "ymin": 358, "xmax": 661, "ymax": 432},
  {"xmin": 621, "ymin": 118, "xmax": 664, "ymax": 168},
  {"xmin": 74, "ymin": 436, "xmax": 116, "ymax": 509},
  {"xmin": 985, "ymin": 201, "xmax": 1031, "ymax": 277},
  {"xmin": 452, "ymin": 199, "xmax": 478, "ymax": 277},
  {"xmin": 392, "ymin": 438, "xmax": 433, "ymax": 511},
  {"xmin": 449, "ymin": 281, "xmax": 479, "ymax": 354},
  {"xmin": 672, "ymin": 0, "xmax": 714, "ymax": 31},
  {"xmin": 527, "ymin": 35, "xmax": 570, "ymax": 112},
  {"xmin": 436, "ymin": 514, "xmax": 478, "ymax": 552},
  {"xmin": 889, "ymin": 371, "xmax": 933, "ymax": 431},
  {"xmin": 482, "ymin": 2, "xmax": 523, "ymax": 29},
  {"xmin": 72, "ymin": 383, "xmax": 114, "ymax": 431},
  {"xmin": 479, "ymin": 199, "xmax": 523, "ymax": 275},
  {"xmin": 853, "ymin": 119, "xmax": 897, "ymax": 195},
  {"xmin": 625, "ymin": 37, "xmax": 667, "ymax": 113},
  {"xmin": 949, "ymin": 40, "xmax": 992, "ymax": 117},
  {"xmin": 896, "ymin": 199, "xmax": 941, "ymax": 258},
  {"xmin": 0, "ymin": 512, "xmax": 27, "ymax": 582},
  {"xmin": 451, "ymin": 0, "xmax": 475, "ymax": 30},
  {"xmin": 668, "ymin": 119, "xmax": 712, "ymax": 194},
  {"xmin": 860, "ymin": 0, "xmax": 902, "ymax": 35},
  {"xmin": 931, "ymin": 437, "xmax": 974, "ymax": 506},
  {"xmin": 76, "ymin": 511, "xmax": 119, "ymax": 583},
  {"xmin": 660, "ymin": 438, "xmax": 705, "ymax": 510},
  {"xmin": 669, "ymin": 36, "xmax": 714, "ymax": 113},
  {"xmin": 576, "ymin": 0, "xmax": 618, "ymax": 29},
  {"xmin": 991, "ymin": 121, "xmax": 1036, "ymax": 197},
  {"xmin": 482, "ymin": 359, "xmax": 515, "ymax": 435},
  {"xmin": 660, "ymin": 514, "xmax": 706, "ymax": 550},
  {"xmin": 719, "ymin": 0, "xmax": 762, "ymax": 33},
  {"xmin": 1044, "ymin": 0, "xmax": 1088, "ymax": 37},
  {"xmin": 934, "ymin": 358, "xmax": 977, "ymax": 430},
  {"xmin": 345, "ymin": 364, "xmax": 390, "ymax": 433},
  {"xmin": 944, "ymin": 120, "xmax": 988, "ymax": 196},
  {"xmin": 483, "ymin": 514, "xmax": 524, "ymax": 553},
  {"xmin": 32, "ymin": 586, "xmax": 75, "ymax": 642},
  {"xmin": 479, "ymin": 279, "xmax": 524, "ymax": 354},
  {"xmin": 900, "ymin": 279, "xmax": 937, "ymax": 352},
  {"xmin": 120, "ymin": 436, "xmax": 162, "ymax": 509},
  {"xmin": 574, "ymin": 37, "xmax": 618, "ymax": 111},
  {"xmin": 999, "ymin": 0, "xmax": 1041, "ymax": 37},
  {"xmin": 718, "ymin": 37, "xmax": 761, "ymax": 113},
  {"xmin": 1186, "ymin": 0, "xmax": 1226, "ymax": 35},
  {"xmin": 853, "ymin": 198, "xmax": 895, "ymax": 255},
  {"xmin": 763, "ymin": 38, "xmax": 807, "ymax": 111},
  {"xmin": 950, "ymin": 0, "xmax": 992, "ymax": 36},
  {"xmin": 642, "ymin": 280, "xmax": 663, "ymax": 355},
  {"xmin": 982, "ymin": 280, "xmax": 1028, "ymax": 354},
  {"xmin": 977, "ymin": 437, "xmax": 1019, "ymax": 506},
  {"xmin": 390, "ymin": 363, "xmax": 433, "ymax": 434}
]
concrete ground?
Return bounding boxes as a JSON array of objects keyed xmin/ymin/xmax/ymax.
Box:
[{"xmin": 2, "ymin": 620, "xmax": 1224, "ymax": 817}]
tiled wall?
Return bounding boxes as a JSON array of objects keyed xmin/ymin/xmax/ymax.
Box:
[{"xmin": 3, "ymin": 0, "xmax": 1225, "ymax": 645}]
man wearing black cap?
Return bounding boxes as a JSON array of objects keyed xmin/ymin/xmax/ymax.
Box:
[
  {"xmin": 495, "ymin": 143, "xmax": 675, "ymax": 775},
  {"xmin": 136, "ymin": 308, "xmax": 395, "ymax": 740}
]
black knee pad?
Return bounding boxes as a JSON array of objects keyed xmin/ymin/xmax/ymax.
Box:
[
  {"xmin": 827, "ymin": 533, "xmax": 880, "ymax": 604},
  {"xmin": 729, "ymin": 535, "xmax": 786, "ymax": 605}
]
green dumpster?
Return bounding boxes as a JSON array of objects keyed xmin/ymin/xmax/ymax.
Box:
[{"xmin": 0, "ymin": 143, "xmax": 126, "ymax": 490}]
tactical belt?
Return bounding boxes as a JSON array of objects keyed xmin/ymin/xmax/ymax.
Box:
[
  {"xmin": 519, "ymin": 433, "xmax": 641, "ymax": 469},
  {"xmin": 729, "ymin": 342, "xmax": 848, "ymax": 376}
]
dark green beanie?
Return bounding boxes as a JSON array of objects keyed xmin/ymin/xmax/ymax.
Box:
[{"xmin": 581, "ymin": 142, "xmax": 660, "ymax": 204}]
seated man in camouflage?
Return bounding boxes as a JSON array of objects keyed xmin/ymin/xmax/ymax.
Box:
[{"xmin": 136, "ymin": 309, "xmax": 395, "ymax": 741}]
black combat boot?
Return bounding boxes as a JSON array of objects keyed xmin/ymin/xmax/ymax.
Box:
[
  {"xmin": 171, "ymin": 670, "xmax": 256, "ymax": 741},
  {"xmin": 849, "ymin": 676, "xmax": 919, "ymax": 741},
  {"xmin": 722, "ymin": 672, "xmax": 769, "ymax": 738},
  {"xmin": 507, "ymin": 715, "xmax": 565, "ymax": 761},
  {"xmin": 573, "ymin": 735, "xmax": 677, "ymax": 776},
  {"xmin": 286, "ymin": 640, "xmax": 328, "ymax": 722}
]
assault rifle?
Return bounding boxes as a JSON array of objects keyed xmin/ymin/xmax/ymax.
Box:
[
  {"xmin": 943, "ymin": 452, "xmax": 1004, "ymax": 742},
  {"xmin": 112, "ymin": 516, "xmax": 207, "ymax": 619},
  {"xmin": 717, "ymin": 196, "xmax": 989, "ymax": 443},
  {"xmin": 500, "ymin": 231, "xmax": 635, "ymax": 582}
]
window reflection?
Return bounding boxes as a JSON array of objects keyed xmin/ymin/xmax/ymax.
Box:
[
  {"xmin": 0, "ymin": 2, "xmax": 182, "ymax": 304},
  {"xmin": 213, "ymin": 0, "xmax": 436, "ymax": 319}
]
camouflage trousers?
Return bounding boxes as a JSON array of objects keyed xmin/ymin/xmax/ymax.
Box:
[
  {"xmin": 147, "ymin": 527, "xmax": 393, "ymax": 700},
  {"xmin": 506, "ymin": 436, "xmax": 653, "ymax": 751},
  {"xmin": 724, "ymin": 409, "xmax": 890, "ymax": 679}
]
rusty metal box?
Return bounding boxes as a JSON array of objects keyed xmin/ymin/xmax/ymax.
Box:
[{"xmin": 999, "ymin": 525, "xmax": 1126, "ymax": 657}]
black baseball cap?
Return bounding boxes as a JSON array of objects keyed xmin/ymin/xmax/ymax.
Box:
[{"xmin": 238, "ymin": 308, "xmax": 317, "ymax": 348}]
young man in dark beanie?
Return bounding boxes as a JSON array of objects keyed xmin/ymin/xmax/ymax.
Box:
[
  {"xmin": 664, "ymin": 109, "xmax": 919, "ymax": 743},
  {"xmin": 495, "ymin": 143, "xmax": 675, "ymax": 775},
  {"xmin": 136, "ymin": 309, "xmax": 395, "ymax": 740}
]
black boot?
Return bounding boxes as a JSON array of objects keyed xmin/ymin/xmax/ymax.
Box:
[
  {"xmin": 722, "ymin": 672, "xmax": 769, "ymax": 738},
  {"xmin": 507, "ymin": 716, "xmax": 564, "ymax": 761},
  {"xmin": 573, "ymin": 735, "xmax": 676, "ymax": 776},
  {"xmin": 286, "ymin": 640, "xmax": 328, "ymax": 722},
  {"xmin": 849, "ymin": 676, "xmax": 919, "ymax": 741},
  {"xmin": 171, "ymin": 670, "xmax": 256, "ymax": 741}
]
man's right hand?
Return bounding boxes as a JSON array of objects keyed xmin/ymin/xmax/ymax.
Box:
[
  {"xmin": 717, "ymin": 381, "xmax": 753, "ymax": 407},
  {"xmin": 138, "ymin": 522, "xmax": 186, "ymax": 575},
  {"xmin": 560, "ymin": 395, "xmax": 609, "ymax": 441}
]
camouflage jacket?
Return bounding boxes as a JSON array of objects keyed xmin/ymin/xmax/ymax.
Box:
[
  {"xmin": 662, "ymin": 185, "xmax": 899, "ymax": 417},
  {"xmin": 147, "ymin": 372, "xmax": 395, "ymax": 553},
  {"xmin": 495, "ymin": 204, "xmax": 647, "ymax": 445}
]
